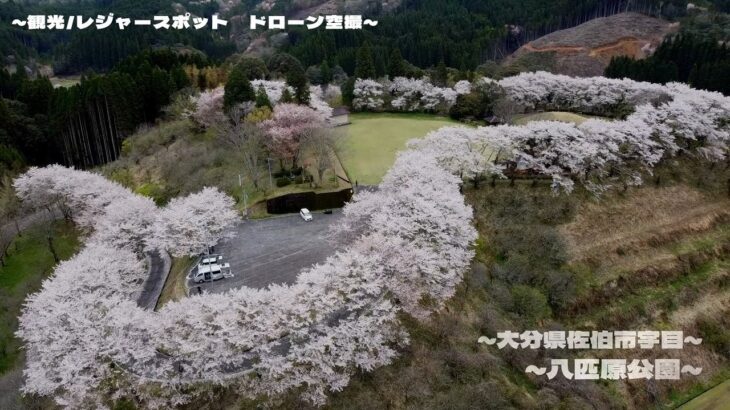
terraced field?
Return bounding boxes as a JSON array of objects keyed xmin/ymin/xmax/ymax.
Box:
[
  {"xmin": 559, "ymin": 185, "xmax": 730, "ymax": 406},
  {"xmin": 560, "ymin": 186, "xmax": 730, "ymax": 325},
  {"xmin": 463, "ymin": 178, "xmax": 729, "ymax": 409}
]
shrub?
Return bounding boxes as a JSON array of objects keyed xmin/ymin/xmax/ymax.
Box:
[
  {"xmin": 121, "ymin": 139, "xmax": 134, "ymax": 156},
  {"xmin": 430, "ymin": 382, "xmax": 509, "ymax": 410},
  {"xmin": 449, "ymin": 89, "xmax": 496, "ymax": 121},
  {"xmin": 134, "ymin": 182, "xmax": 167, "ymax": 205},
  {"xmin": 492, "ymin": 225, "xmax": 568, "ymax": 269},
  {"xmin": 510, "ymin": 285, "xmax": 551, "ymax": 322},
  {"xmin": 696, "ymin": 314, "xmax": 730, "ymax": 357},
  {"xmin": 293, "ymin": 176, "xmax": 304, "ymax": 184},
  {"xmin": 276, "ymin": 177, "xmax": 291, "ymax": 187},
  {"xmin": 112, "ymin": 399, "xmax": 137, "ymax": 410}
]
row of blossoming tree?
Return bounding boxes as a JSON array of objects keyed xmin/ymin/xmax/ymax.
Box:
[
  {"xmin": 14, "ymin": 71, "xmax": 729, "ymax": 407},
  {"xmin": 13, "ymin": 152, "xmax": 475, "ymax": 407},
  {"xmin": 358, "ymin": 72, "xmax": 728, "ymax": 193}
]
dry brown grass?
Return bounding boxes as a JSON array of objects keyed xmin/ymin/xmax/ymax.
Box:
[
  {"xmin": 671, "ymin": 288, "xmax": 730, "ymax": 327},
  {"xmin": 561, "ymin": 185, "xmax": 730, "ymax": 267}
]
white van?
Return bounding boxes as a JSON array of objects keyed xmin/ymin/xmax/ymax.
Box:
[
  {"xmin": 193, "ymin": 262, "xmax": 228, "ymax": 283},
  {"xmin": 200, "ymin": 255, "xmax": 222, "ymax": 265}
]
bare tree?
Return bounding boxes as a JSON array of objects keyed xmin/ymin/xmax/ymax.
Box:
[
  {"xmin": 0, "ymin": 175, "xmax": 22, "ymax": 236},
  {"xmin": 493, "ymin": 96, "xmax": 523, "ymax": 124},
  {"xmin": 217, "ymin": 106, "xmax": 268, "ymax": 191},
  {"xmin": 301, "ymin": 129, "xmax": 339, "ymax": 186}
]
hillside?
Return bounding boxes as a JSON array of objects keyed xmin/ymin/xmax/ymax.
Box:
[{"xmin": 504, "ymin": 12, "xmax": 678, "ymax": 77}]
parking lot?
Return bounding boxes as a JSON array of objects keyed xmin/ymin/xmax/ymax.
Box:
[{"xmin": 187, "ymin": 210, "xmax": 343, "ymax": 294}]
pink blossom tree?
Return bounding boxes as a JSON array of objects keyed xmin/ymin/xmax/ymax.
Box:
[
  {"xmin": 260, "ymin": 103, "xmax": 326, "ymax": 166},
  {"xmin": 190, "ymin": 87, "xmax": 226, "ymax": 129}
]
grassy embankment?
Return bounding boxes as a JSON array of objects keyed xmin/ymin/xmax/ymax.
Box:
[
  {"xmin": 103, "ymin": 119, "xmax": 350, "ymax": 217},
  {"xmin": 512, "ymin": 111, "xmax": 591, "ymax": 125},
  {"xmin": 156, "ymin": 256, "xmax": 196, "ymax": 309},
  {"xmin": 0, "ymin": 220, "xmax": 80, "ymax": 374},
  {"xmin": 679, "ymin": 378, "xmax": 730, "ymax": 410},
  {"xmin": 0, "ymin": 220, "xmax": 80, "ymax": 410}
]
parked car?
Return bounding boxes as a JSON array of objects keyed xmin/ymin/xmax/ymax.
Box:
[
  {"xmin": 300, "ymin": 208, "xmax": 313, "ymax": 221},
  {"xmin": 200, "ymin": 255, "xmax": 222, "ymax": 265},
  {"xmin": 193, "ymin": 262, "xmax": 225, "ymax": 283}
]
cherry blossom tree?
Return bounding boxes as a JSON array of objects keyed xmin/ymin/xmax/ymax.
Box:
[
  {"xmin": 454, "ymin": 79, "xmax": 472, "ymax": 95},
  {"xmin": 92, "ymin": 194, "xmax": 158, "ymax": 254},
  {"xmin": 409, "ymin": 126, "xmax": 505, "ymax": 183},
  {"xmin": 301, "ymin": 128, "xmax": 338, "ymax": 184},
  {"xmin": 309, "ymin": 85, "xmax": 334, "ymax": 119},
  {"xmin": 331, "ymin": 150, "xmax": 477, "ymax": 318},
  {"xmin": 352, "ymin": 79, "xmax": 384, "ymax": 111},
  {"xmin": 260, "ymin": 103, "xmax": 326, "ymax": 165},
  {"xmin": 17, "ymin": 243, "xmax": 147, "ymax": 408},
  {"xmin": 150, "ymin": 187, "xmax": 240, "ymax": 257},
  {"xmin": 389, "ymin": 77, "xmax": 457, "ymax": 113},
  {"xmin": 250, "ymin": 80, "xmax": 292, "ymax": 105},
  {"xmin": 14, "ymin": 165, "xmax": 151, "ymax": 235},
  {"xmin": 497, "ymin": 71, "xmax": 670, "ymax": 116},
  {"xmin": 249, "ymin": 80, "xmax": 335, "ymax": 118},
  {"xmin": 190, "ymin": 87, "xmax": 226, "ymax": 129},
  {"xmin": 352, "ymin": 77, "xmax": 463, "ymax": 113}
]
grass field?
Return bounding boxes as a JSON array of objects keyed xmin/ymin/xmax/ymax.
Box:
[
  {"xmin": 512, "ymin": 111, "xmax": 590, "ymax": 125},
  {"xmin": 679, "ymin": 379, "xmax": 730, "ymax": 410},
  {"xmin": 339, "ymin": 113, "xmax": 461, "ymax": 185},
  {"xmin": 0, "ymin": 220, "xmax": 80, "ymax": 374},
  {"xmin": 156, "ymin": 256, "xmax": 195, "ymax": 309}
]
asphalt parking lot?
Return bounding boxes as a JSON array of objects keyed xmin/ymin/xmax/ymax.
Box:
[{"xmin": 187, "ymin": 210, "xmax": 343, "ymax": 294}]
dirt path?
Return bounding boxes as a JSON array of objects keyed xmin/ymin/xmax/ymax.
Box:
[
  {"xmin": 521, "ymin": 36, "xmax": 644, "ymax": 56},
  {"xmin": 521, "ymin": 43, "xmax": 585, "ymax": 53}
]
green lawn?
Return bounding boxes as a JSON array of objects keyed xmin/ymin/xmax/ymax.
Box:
[
  {"xmin": 156, "ymin": 256, "xmax": 195, "ymax": 309},
  {"xmin": 339, "ymin": 113, "xmax": 461, "ymax": 185},
  {"xmin": 0, "ymin": 220, "xmax": 80, "ymax": 374},
  {"xmin": 679, "ymin": 379, "xmax": 730, "ymax": 410},
  {"xmin": 512, "ymin": 111, "xmax": 591, "ymax": 125}
]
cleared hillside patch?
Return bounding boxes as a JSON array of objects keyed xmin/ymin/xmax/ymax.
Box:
[
  {"xmin": 461, "ymin": 179, "xmax": 729, "ymax": 408},
  {"xmin": 503, "ymin": 12, "xmax": 677, "ymax": 76}
]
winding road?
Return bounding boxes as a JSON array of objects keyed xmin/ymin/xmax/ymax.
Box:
[{"xmin": 135, "ymin": 250, "xmax": 171, "ymax": 310}]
